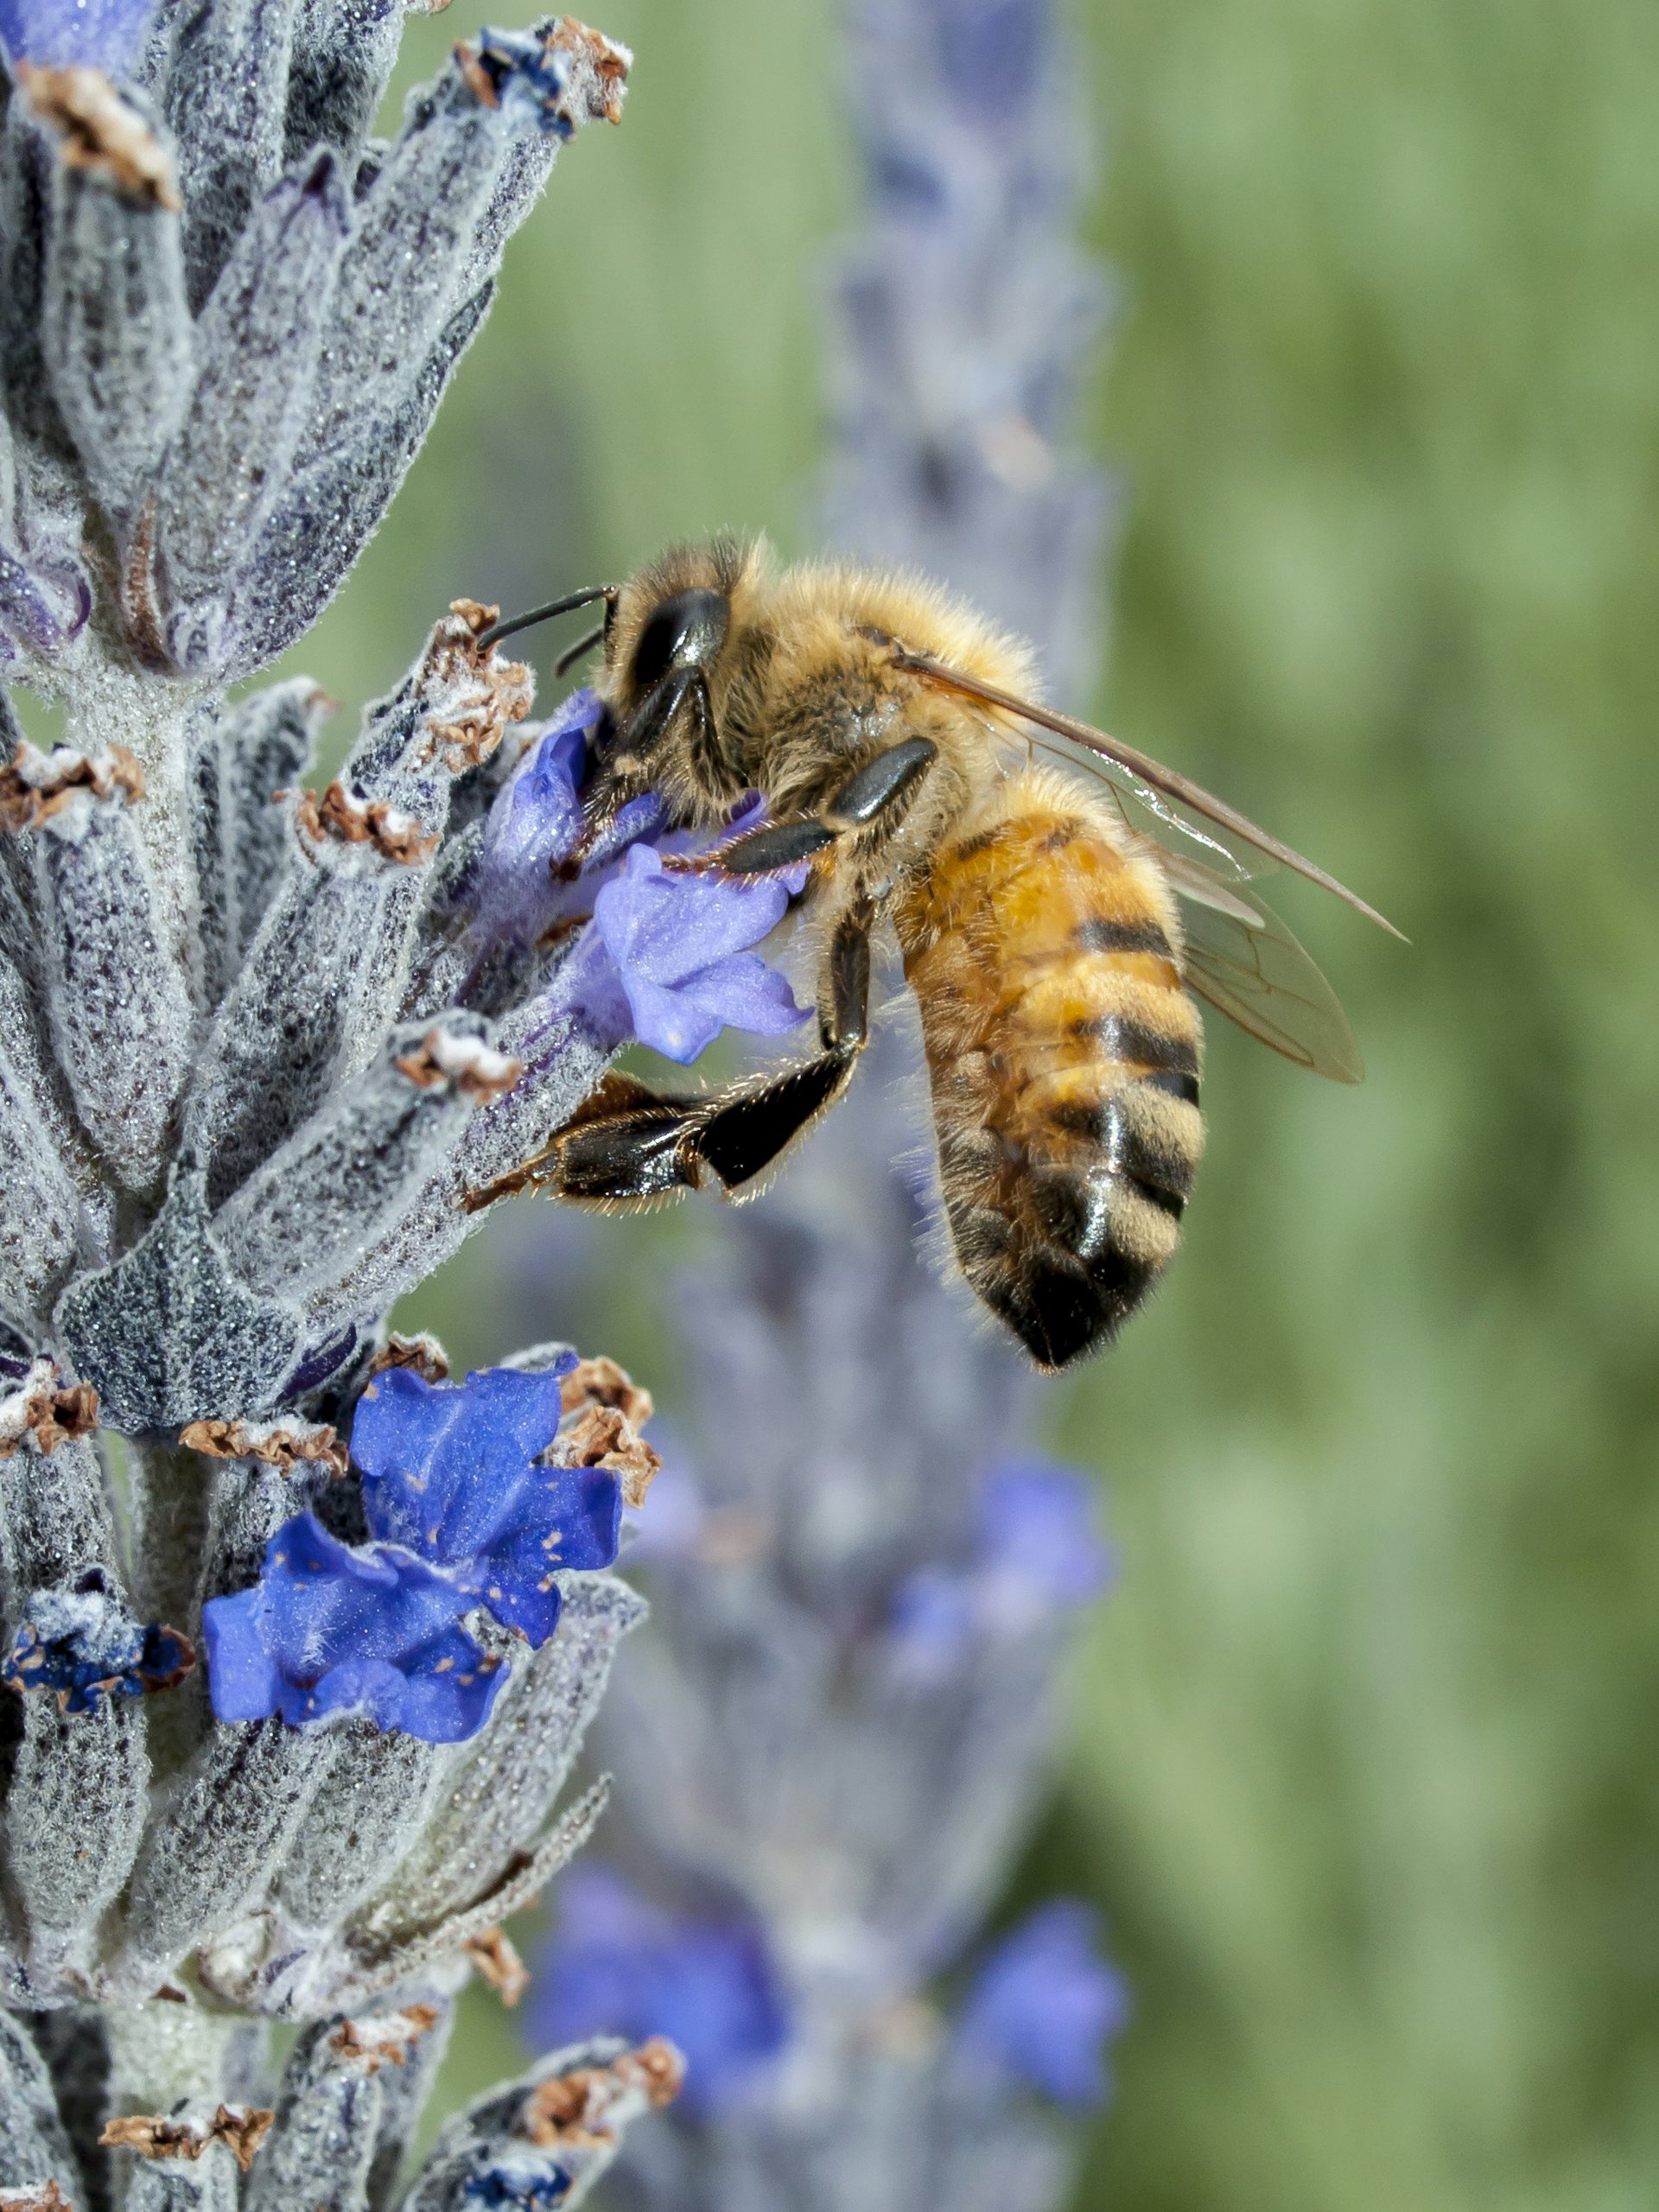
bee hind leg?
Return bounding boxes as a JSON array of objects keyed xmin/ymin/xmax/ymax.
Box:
[
  {"xmin": 686, "ymin": 894, "xmax": 875, "ymax": 1194},
  {"xmin": 474, "ymin": 903, "xmax": 876, "ymax": 1210},
  {"xmin": 691, "ymin": 1044, "xmax": 861, "ymax": 1195},
  {"xmin": 463, "ymin": 1072, "xmax": 699, "ymax": 1211},
  {"xmin": 480, "ymin": 1047, "xmax": 862, "ymax": 1211}
]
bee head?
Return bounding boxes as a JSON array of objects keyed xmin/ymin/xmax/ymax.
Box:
[{"xmin": 590, "ymin": 539, "xmax": 769, "ymax": 800}]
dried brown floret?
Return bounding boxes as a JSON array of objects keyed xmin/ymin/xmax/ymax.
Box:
[
  {"xmin": 294, "ymin": 782, "xmax": 442, "ymax": 865},
  {"xmin": 394, "ymin": 1029, "xmax": 524, "ymax": 1103},
  {"xmin": 550, "ymin": 1400, "xmax": 661, "ymax": 1510},
  {"xmin": 559, "ymin": 1355, "xmax": 654, "ymax": 1429},
  {"xmin": 410, "ymin": 602, "xmax": 533, "ymax": 772},
  {"xmin": 369, "ymin": 1333, "xmax": 452, "ymax": 1383},
  {"xmin": 465, "ymin": 1926, "xmax": 530, "ymax": 2006},
  {"xmin": 0, "ymin": 1362, "xmax": 99, "ymax": 1458},
  {"xmin": 179, "ymin": 1417, "xmax": 349, "ymax": 1478},
  {"xmin": 101, "ymin": 2106, "xmax": 275, "ymax": 2172},
  {"xmin": 0, "ymin": 744, "xmax": 144, "ymax": 834},
  {"xmin": 15, "ymin": 63, "xmax": 182, "ymax": 208},
  {"xmin": 550, "ymin": 17, "xmax": 632, "ymax": 124},
  {"xmin": 0, "ymin": 2182, "xmax": 73, "ymax": 2211},
  {"xmin": 518, "ymin": 2037, "xmax": 683, "ymax": 2149},
  {"xmin": 327, "ymin": 2003, "xmax": 443, "ymax": 2074},
  {"xmin": 457, "ymin": 19, "xmax": 629, "ymax": 130}
]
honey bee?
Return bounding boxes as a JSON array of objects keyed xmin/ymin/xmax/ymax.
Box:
[{"xmin": 477, "ymin": 537, "xmax": 1399, "ymax": 1369}]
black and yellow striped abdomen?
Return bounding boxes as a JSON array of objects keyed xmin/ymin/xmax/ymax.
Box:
[{"xmin": 895, "ymin": 770, "xmax": 1205, "ymax": 1368}]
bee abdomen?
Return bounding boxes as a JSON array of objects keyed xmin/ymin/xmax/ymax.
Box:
[
  {"xmin": 972, "ymin": 1037, "xmax": 1204, "ymax": 1369},
  {"xmin": 899, "ymin": 778, "xmax": 1206, "ymax": 1369}
]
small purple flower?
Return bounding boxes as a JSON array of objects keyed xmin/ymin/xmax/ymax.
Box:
[
  {"xmin": 353, "ymin": 1363, "xmax": 621, "ymax": 1649},
  {"xmin": 886, "ymin": 1459, "xmax": 1109, "ymax": 1677},
  {"xmin": 462, "ymin": 2162, "xmax": 574, "ymax": 2210},
  {"xmin": 201, "ymin": 1513, "xmax": 505, "ymax": 1743},
  {"xmin": 472, "ymin": 25, "xmax": 582, "ymax": 141},
  {"xmin": 885, "ymin": 1565, "xmax": 976, "ymax": 1677},
  {"xmin": 0, "ymin": 0, "xmax": 156, "ymax": 75},
  {"xmin": 0, "ymin": 540, "xmax": 92, "ymax": 666},
  {"xmin": 1, "ymin": 1586, "xmax": 194, "ymax": 1714},
  {"xmin": 977, "ymin": 1460, "xmax": 1112, "ymax": 1617},
  {"xmin": 953, "ymin": 1901, "xmax": 1128, "ymax": 2109},
  {"xmin": 471, "ymin": 691, "xmax": 605, "ymax": 950},
  {"xmin": 531, "ymin": 1867, "xmax": 789, "ymax": 2118},
  {"xmin": 566, "ymin": 841, "xmax": 810, "ymax": 1063}
]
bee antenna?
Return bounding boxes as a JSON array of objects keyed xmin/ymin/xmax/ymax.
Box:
[{"xmin": 475, "ymin": 584, "xmax": 618, "ymax": 653}]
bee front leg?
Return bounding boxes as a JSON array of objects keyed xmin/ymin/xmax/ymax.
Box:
[{"xmin": 607, "ymin": 665, "xmax": 718, "ymax": 785}]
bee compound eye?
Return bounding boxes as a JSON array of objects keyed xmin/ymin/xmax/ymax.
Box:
[{"xmin": 631, "ymin": 588, "xmax": 730, "ymax": 690}]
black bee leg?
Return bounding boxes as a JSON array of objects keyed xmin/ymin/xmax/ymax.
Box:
[
  {"xmin": 479, "ymin": 907, "xmax": 877, "ymax": 1210},
  {"xmin": 821, "ymin": 736, "xmax": 937, "ymax": 833},
  {"xmin": 690, "ymin": 899, "xmax": 874, "ymax": 1190},
  {"xmin": 696, "ymin": 740, "xmax": 939, "ymax": 879},
  {"xmin": 607, "ymin": 666, "xmax": 716, "ymax": 781},
  {"xmin": 687, "ymin": 1044, "xmax": 861, "ymax": 1194},
  {"xmin": 820, "ymin": 895, "xmax": 874, "ymax": 1049},
  {"xmin": 484, "ymin": 1050, "xmax": 862, "ymax": 1210},
  {"xmin": 465, "ymin": 1069, "xmax": 709, "ymax": 1212},
  {"xmin": 706, "ymin": 817, "xmax": 837, "ymax": 874}
]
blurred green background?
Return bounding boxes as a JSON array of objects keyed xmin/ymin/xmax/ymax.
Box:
[{"xmin": 277, "ymin": 1, "xmax": 1659, "ymax": 2202}]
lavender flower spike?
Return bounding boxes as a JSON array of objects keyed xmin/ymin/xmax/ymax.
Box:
[{"xmin": 0, "ymin": 0, "xmax": 681, "ymax": 2190}]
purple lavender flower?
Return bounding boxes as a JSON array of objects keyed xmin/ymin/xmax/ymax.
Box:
[
  {"xmin": 557, "ymin": 840, "xmax": 810, "ymax": 1062},
  {"xmin": 201, "ymin": 1512, "xmax": 506, "ymax": 1742},
  {"xmin": 0, "ymin": 0, "xmax": 156, "ymax": 74},
  {"xmin": 353, "ymin": 1362, "xmax": 622, "ymax": 1648},
  {"xmin": 887, "ymin": 1459, "xmax": 1109, "ymax": 1678},
  {"xmin": 469, "ymin": 690, "xmax": 606, "ymax": 951},
  {"xmin": 532, "ymin": 1867, "xmax": 789, "ymax": 2118},
  {"xmin": 979, "ymin": 1461, "xmax": 1114, "ymax": 1615},
  {"xmin": 1, "ymin": 1587, "xmax": 193, "ymax": 1713},
  {"xmin": 0, "ymin": 538, "xmax": 92, "ymax": 665},
  {"xmin": 463, "ymin": 2165, "xmax": 574, "ymax": 2210},
  {"xmin": 954, "ymin": 1901, "xmax": 1128, "ymax": 2109}
]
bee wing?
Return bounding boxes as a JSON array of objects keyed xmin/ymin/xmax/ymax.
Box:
[
  {"xmin": 1173, "ymin": 866, "xmax": 1366, "ymax": 1084},
  {"xmin": 896, "ymin": 651, "xmax": 1404, "ymax": 939}
]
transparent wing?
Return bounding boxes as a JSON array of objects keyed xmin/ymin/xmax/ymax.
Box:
[
  {"xmin": 896, "ymin": 650, "xmax": 1403, "ymax": 938},
  {"xmin": 1176, "ymin": 871, "xmax": 1365, "ymax": 1084}
]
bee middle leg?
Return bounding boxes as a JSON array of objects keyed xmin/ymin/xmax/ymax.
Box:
[{"xmin": 690, "ymin": 738, "xmax": 940, "ymax": 878}]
